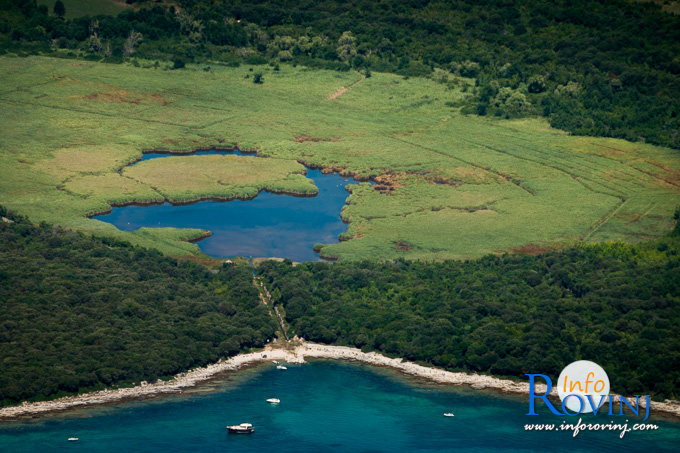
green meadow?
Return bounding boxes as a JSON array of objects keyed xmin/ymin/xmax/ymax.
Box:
[{"xmin": 0, "ymin": 55, "xmax": 678, "ymax": 260}]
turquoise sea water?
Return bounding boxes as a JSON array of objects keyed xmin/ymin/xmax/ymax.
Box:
[
  {"xmin": 1, "ymin": 361, "xmax": 678, "ymax": 452},
  {"xmin": 94, "ymin": 150, "xmax": 365, "ymax": 261}
]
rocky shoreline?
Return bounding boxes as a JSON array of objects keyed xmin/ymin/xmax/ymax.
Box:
[{"xmin": 1, "ymin": 340, "xmax": 678, "ymax": 420}]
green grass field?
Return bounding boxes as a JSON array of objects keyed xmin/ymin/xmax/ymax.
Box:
[
  {"xmin": 0, "ymin": 56, "xmax": 678, "ymax": 260},
  {"xmin": 122, "ymin": 155, "xmax": 315, "ymax": 203}
]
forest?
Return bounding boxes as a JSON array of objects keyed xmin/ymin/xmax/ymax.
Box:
[
  {"xmin": 1, "ymin": 0, "xmax": 679, "ymax": 149},
  {"xmin": 2, "ymin": 202, "xmax": 678, "ymax": 404},
  {"xmin": 0, "ymin": 0, "xmax": 679, "ymax": 407},
  {"xmin": 1, "ymin": 213, "xmax": 679, "ymax": 404},
  {"xmin": 0, "ymin": 207, "xmax": 276, "ymax": 406},
  {"xmin": 259, "ymin": 215, "xmax": 680, "ymax": 400}
]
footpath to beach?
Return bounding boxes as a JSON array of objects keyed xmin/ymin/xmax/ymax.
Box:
[{"xmin": 1, "ymin": 339, "xmax": 678, "ymax": 419}]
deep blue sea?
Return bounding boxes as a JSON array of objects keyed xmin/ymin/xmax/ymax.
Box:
[
  {"xmin": 94, "ymin": 150, "xmax": 363, "ymax": 261},
  {"xmin": 1, "ymin": 361, "xmax": 678, "ymax": 452}
]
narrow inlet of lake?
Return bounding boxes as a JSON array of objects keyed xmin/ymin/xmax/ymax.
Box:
[{"xmin": 93, "ymin": 150, "xmax": 365, "ymax": 262}]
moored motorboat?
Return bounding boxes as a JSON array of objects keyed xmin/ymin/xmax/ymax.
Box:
[
  {"xmin": 266, "ymin": 398, "xmax": 280, "ymax": 404},
  {"xmin": 227, "ymin": 423, "xmax": 254, "ymax": 434},
  {"xmin": 276, "ymin": 365, "xmax": 287, "ymax": 370}
]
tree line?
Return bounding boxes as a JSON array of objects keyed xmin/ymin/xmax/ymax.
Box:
[{"xmin": 1, "ymin": 0, "xmax": 679, "ymax": 148}]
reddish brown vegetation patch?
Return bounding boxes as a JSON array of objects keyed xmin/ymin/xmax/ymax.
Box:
[
  {"xmin": 617, "ymin": 211, "xmax": 653, "ymax": 225},
  {"xmin": 319, "ymin": 166, "xmax": 356, "ymax": 178},
  {"xmin": 296, "ymin": 160, "xmax": 357, "ymax": 180},
  {"xmin": 373, "ymin": 172, "xmax": 403, "ymax": 194},
  {"xmin": 150, "ymin": 93, "xmax": 171, "ymax": 105},
  {"xmin": 592, "ymin": 143, "xmax": 628, "ymax": 158},
  {"xmin": 84, "ymin": 91, "xmax": 141, "ymax": 104},
  {"xmin": 83, "ymin": 89, "xmax": 171, "ymax": 106},
  {"xmin": 293, "ymin": 134, "xmax": 340, "ymax": 143},
  {"xmin": 395, "ymin": 241, "xmax": 410, "ymax": 251}
]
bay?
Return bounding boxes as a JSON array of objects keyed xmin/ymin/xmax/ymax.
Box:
[{"xmin": 0, "ymin": 361, "xmax": 678, "ymax": 452}]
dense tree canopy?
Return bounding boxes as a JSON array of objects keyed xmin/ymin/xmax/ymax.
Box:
[{"xmin": 0, "ymin": 207, "xmax": 276, "ymax": 406}]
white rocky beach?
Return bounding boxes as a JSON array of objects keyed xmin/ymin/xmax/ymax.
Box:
[{"xmin": 1, "ymin": 339, "xmax": 678, "ymax": 419}]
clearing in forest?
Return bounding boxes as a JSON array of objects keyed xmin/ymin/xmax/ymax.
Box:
[{"xmin": 0, "ymin": 56, "xmax": 678, "ymax": 260}]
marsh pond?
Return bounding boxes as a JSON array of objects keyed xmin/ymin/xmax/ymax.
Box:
[{"xmin": 94, "ymin": 150, "xmax": 367, "ymax": 261}]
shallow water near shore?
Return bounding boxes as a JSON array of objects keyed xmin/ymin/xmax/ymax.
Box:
[
  {"xmin": 1, "ymin": 361, "xmax": 678, "ymax": 452},
  {"xmin": 95, "ymin": 149, "xmax": 364, "ymax": 261}
]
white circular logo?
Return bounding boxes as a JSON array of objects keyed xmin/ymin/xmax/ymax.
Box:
[{"xmin": 557, "ymin": 360, "xmax": 610, "ymax": 414}]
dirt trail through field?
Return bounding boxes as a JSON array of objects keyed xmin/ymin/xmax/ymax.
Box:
[{"xmin": 329, "ymin": 73, "xmax": 366, "ymax": 99}]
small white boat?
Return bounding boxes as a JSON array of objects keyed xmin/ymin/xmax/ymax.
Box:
[
  {"xmin": 226, "ymin": 423, "xmax": 254, "ymax": 434},
  {"xmin": 266, "ymin": 398, "xmax": 280, "ymax": 404},
  {"xmin": 273, "ymin": 360, "xmax": 279, "ymax": 364},
  {"xmin": 443, "ymin": 413, "xmax": 454, "ymax": 417},
  {"xmin": 276, "ymin": 365, "xmax": 287, "ymax": 370},
  {"xmin": 67, "ymin": 437, "xmax": 79, "ymax": 441}
]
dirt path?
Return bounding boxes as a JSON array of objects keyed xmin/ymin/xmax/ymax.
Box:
[
  {"xmin": 254, "ymin": 276, "xmax": 289, "ymax": 341},
  {"xmin": 329, "ymin": 73, "xmax": 366, "ymax": 100}
]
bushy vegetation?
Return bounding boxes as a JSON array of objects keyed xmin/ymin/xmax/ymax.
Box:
[
  {"xmin": 2, "ymin": 1, "xmax": 679, "ymax": 149},
  {"xmin": 0, "ymin": 207, "xmax": 276, "ymax": 406},
  {"xmin": 259, "ymin": 229, "xmax": 680, "ymax": 400}
]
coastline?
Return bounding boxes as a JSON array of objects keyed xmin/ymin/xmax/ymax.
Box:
[{"xmin": 1, "ymin": 340, "xmax": 678, "ymax": 420}]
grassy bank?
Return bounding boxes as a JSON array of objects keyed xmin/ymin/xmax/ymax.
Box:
[
  {"xmin": 0, "ymin": 55, "xmax": 678, "ymax": 259},
  {"xmin": 123, "ymin": 155, "xmax": 315, "ymax": 203}
]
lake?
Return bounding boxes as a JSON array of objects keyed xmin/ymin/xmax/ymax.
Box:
[
  {"xmin": 0, "ymin": 361, "xmax": 677, "ymax": 452},
  {"xmin": 94, "ymin": 150, "xmax": 367, "ymax": 261}
]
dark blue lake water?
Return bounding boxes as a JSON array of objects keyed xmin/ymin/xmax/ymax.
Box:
[
  {"xmin": 135, "ymin": 149, "xmax": 255, "ymax": 162},
  {"xmin": 95, "ymin": 150, "xmax": 364, "ymax": 261},
  {"xmin": 1, "ymin": 361, "xmax": 677, "ymax": 453}
]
